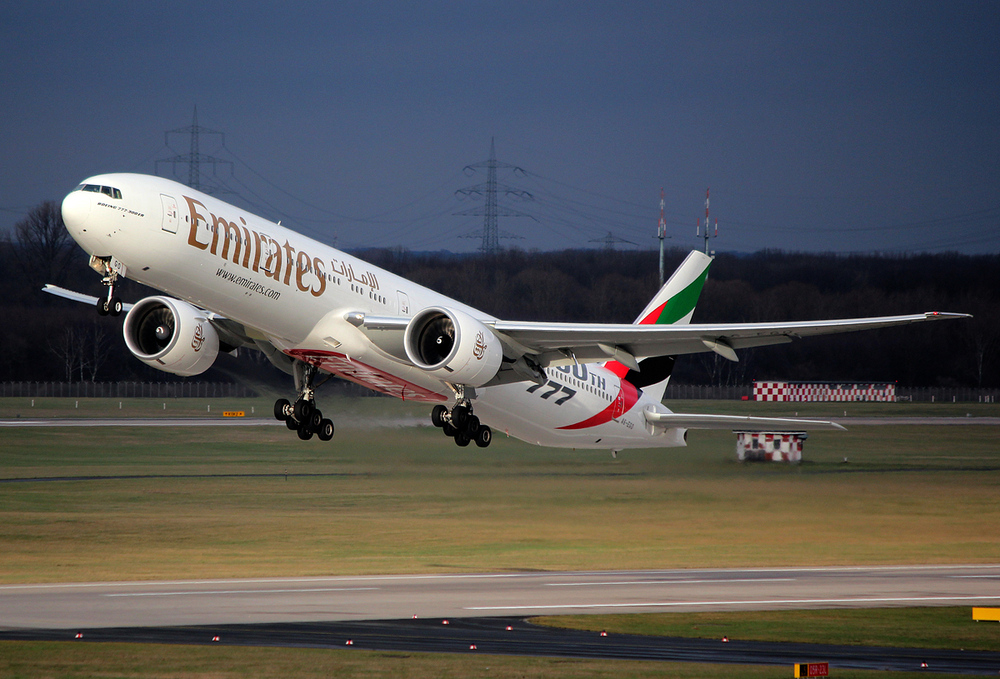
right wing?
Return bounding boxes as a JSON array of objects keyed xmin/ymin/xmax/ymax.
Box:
[{"xmin": 490, "ymin": 311, "xmax": 969, "ymax": 367}]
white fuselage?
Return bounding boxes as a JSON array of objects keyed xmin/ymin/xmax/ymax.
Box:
[{"xmin": 62, "ymin": 173, "xmax": 684, "ymax": 450}]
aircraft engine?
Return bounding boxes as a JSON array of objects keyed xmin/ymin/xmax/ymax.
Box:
[
  {"xmin": 123, "ymin": 296, "xmax": 220, "ymax": 377},
  {"xmin": 403, "ymin": 306, "xmax": 503, "ymax": 387}
]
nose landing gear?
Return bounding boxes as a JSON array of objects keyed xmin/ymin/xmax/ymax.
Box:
[
  {"xmin": 432, "ymin": 402, "xmax": 492, "ymax": 448},
  {"xmin": 91, "ymin": 256, "xmax": 124, "ymax": 317}
]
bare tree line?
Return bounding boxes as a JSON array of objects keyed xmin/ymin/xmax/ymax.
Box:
[{"xmin": 3, "ymin": 202, "xmax": 998, "ymax": 388}]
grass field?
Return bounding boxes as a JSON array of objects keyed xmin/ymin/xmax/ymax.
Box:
[
  {"xmin": 1, "ymin": 396, "xmax": 998, "ymax": 676},
  {"xmin": 1, "ymin": 397, "xmax": 999, "ymax": 582},
  {"xmin": 0, "ymin": 640, "xmax": 975, "ymax": 679}
]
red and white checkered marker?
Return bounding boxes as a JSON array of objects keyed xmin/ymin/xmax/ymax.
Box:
[
  {"xmin": 442, "ymin": 619, "xmax": 449, "ymax": 625},
  {"xmin": 346, "ymin": 639, "xmax": 353, "ymax": 645},
  {"xmin": 212, "ymin": 636, "xmax": 220, "ymax": 642},
  {"xmin": 921, "ymin": 662, "xmax": 928, "ymax": 668},
  {"xmin": 75, "ymin": 633, "xmax": 83, "ymax": 639},
  {"xmin": 721, "ymin": 636, "xmax": 729, "ymax": 642},
  {"xmin": 412, "ymin": 614, "xmax": 418, "ymax": 619},
  {"xmin": 600, "ymin": 631, "xmax": 607, "ymax": 637},
  {"xmin": 469, "ymin": 644, "xmax": 477, "ymax": 650},
  {"xmin": 506, "ymin": 625, "xmax": 513, "ymax": 631}
]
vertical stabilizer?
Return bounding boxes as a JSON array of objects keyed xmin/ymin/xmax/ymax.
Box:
[{"xmin": 607, "ymin": 250, "xmax": 713, "ymax": 400}]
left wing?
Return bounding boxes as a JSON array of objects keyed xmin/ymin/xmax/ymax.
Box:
[{"xmin": 488, "ymin": 311, "xmax": 969, "ymax": 367}]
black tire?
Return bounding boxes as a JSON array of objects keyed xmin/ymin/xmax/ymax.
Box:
[
  {"xmin": 297, "ymin": 423, "xmax": 314, "ymax": 440},
  {"xmin": 454, "ymin": 432, "xmax": 471, "ymax": 447},
  {"xmin": 274, "ymin": 398, "xmax": 291, "ymax": 421},
  {"xmin": 293, "ymin": 399, "xmax": 314, "ymax": 422},
  {"xmin": 285, "ymin": 417, "xmax": 298, "ymax": 430},
  {"xmin": 442, "ymin": 422, "xmax": 458, "ymax": 437},
  {"xmin": 431, "ymin": 404, "xmax": 448, "ymax": 428},
  {"xmin": 317, "ymin": 419, "xmax": 335, "ymax": 441},
  {"xmin": 308, "ymin": 409, "xmax": 324, "ymax": 431},
  {"xmin": 465, "ymin": 415, "xmax": 480, "ymax": 436},
  {"xmin": 474, "ymin": 425, "xmax": 492, "ymax": 448},
  {"xmin": 109, "ymin": 297, "xmax": 123, "ymax": 316},
  {"xmin": 451, "ymin": 405, "xmax": 469, "ymax": 429},
  {"xmin": 95, "ymin": 297, "xmax": 109, "ymax": 316}
]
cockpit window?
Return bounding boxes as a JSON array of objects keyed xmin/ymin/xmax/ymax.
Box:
[{"xmin": 77, "ymin": 184, "xmax": 122, "ymax": 199}]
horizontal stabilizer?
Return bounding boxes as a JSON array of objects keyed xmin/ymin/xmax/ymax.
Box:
[{"xmin": 642, "ymin": 406, "xmax": 846, "ymax": 431}]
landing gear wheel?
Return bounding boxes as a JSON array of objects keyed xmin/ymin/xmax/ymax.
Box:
[
  {"xmin": 109, "ymin": 297, "xmax": 123, "ymax": 316},
  {"xmin": 274, "ymin": 398, "xmax": 291, "ymax": 421},
  {"xmin": 95, "ymin": 297, "xmax": 109, "ymax": 316},
  {"xmin": 297, "ymin": 422, "xmax": 314, "ymax": 440},
  {"xmin": 431, "ymin": 405, "xmax": 448, "ymax": 428},
  {"xmin": 317, "ymin": 419, "xmax": 335, "ymax": 441},
  {"xmin": 464, "ymin": 415, "xmax": 480, "ymax": 436},
  {"xmin": 454, "ymin": 432, "xmax": 471, "ymax": 447},
  {"xmin": 442, "ymin": 422, "xmax": 458, "ymax": 438},
  {"xmin": 308, "ymin": 409, "xmax": 323, "ymax": 432},
  {"xmin": 285, "ymin": 417, "xmax": 298, "ymax": 430},
  {"xmin": 451, "ymin": 405, "xmax": 470, "ymax": 429},
  {"xmin": 474, "ymin": 425, "xmax": 492, "ymax": 448},
  {"xmin": 293, "ymin": 399, "xmax": 314, "ymax": 422}
]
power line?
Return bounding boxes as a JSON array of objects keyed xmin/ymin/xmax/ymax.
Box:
[{"xmin": 454, "ymin": 138, "xmax": 535, "ymax": 254}]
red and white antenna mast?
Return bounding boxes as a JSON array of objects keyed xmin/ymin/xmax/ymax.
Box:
[
  {"xmin": 658, "ymin": 188, "xmax": 668, "ymax": 285},
  {"xmin": 698, "ymin": 187, "xmax": 717, "ymax": 255}
]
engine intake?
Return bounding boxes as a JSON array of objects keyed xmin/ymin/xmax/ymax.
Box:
[
  {"xmin": 404, "ymin": 307, "xmax": 502, "ymax": 387},
  {"xmin": 123, "ymin": 296, "xmax": 219, "ymax": 376}
]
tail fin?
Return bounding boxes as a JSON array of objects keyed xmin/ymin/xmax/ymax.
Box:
[{"xmin": 606, "ymin": 250, "xmax": 713, "ymax": 401}]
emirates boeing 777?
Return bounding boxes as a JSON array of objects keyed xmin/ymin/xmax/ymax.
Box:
[{"xmin": 47, "ymin": 173, "xmax": 966, "ymax": 451}]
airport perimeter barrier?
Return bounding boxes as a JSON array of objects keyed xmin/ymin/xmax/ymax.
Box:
[
  {"xmin": 0, "ymin": 382, "xmax": 996, "ymax": 402},
  {"xmin": 0, "ymin": 381, "xmax": 258, "ymax": 399},
  {"xmin": 663, "ymin": 384, "xmax": 998, "ymax": 403}
]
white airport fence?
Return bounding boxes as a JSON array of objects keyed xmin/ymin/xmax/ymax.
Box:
[{"xmin": 0, "ymin": 381, "xmax": 258, "ymax": 399}]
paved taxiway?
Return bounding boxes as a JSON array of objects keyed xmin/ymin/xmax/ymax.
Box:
[
  {"xmin": 3, "ymin": 565, "xmax": 999, "ymax": 630},
  {"xmin": 5, "ymin": 617, "xmax": 1000, "ymax": 675}
]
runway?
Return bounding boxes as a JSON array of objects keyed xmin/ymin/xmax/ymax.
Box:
[
  {"xmin": 2, "ymin": 416, "xmax": 999, "ymax": 428},
  {"xmin": 3, "ymin": 565, "xmax": 1000, "ymax": 630}
]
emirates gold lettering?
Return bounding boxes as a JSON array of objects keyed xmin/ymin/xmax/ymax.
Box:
[{"xmin": 181, "ymin": 195, "xmax": 380, "ymax": 299}]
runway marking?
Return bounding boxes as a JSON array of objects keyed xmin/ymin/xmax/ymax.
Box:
[
  {"xmin": 951, "ymin": 575, "xmax": 1000, "ymax": 579},
  {"xmin": 547, "ymin": 578, "xmax": 796, "ymax": 586},
  {"xmin": 467, "ymin": 595, "xmax": 1000, "ymax": 611},
  {"xmin": 2, "ymin": 565, "xmax": 998, "ymax": 592},
  {"xmin": 105, "ymin": 587, "xmax": 379, "ymax": 597}
]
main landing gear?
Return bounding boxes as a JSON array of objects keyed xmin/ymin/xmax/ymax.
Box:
[
  {"xmin": 273, "ymin": 363, "xmax": 334, "ymax": 441},
  {"xmin": 431, "ymin": 401, "xmax": 492, "ymax": 448}
]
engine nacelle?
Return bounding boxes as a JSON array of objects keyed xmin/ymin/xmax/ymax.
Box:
[
  {"xmin": 123, "ymin": 296, "xmax": 219, "ymax": 377},
  {"xmin": 403, "ymin": 306, "xmax": 503, "ymax": 387}
]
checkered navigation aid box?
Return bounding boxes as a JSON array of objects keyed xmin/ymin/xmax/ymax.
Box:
[{"xmin": 753, "ymin": 381, "xmax": 896, "ymax": 402}]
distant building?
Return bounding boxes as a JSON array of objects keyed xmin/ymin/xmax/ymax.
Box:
[{"xmin": 753, "ymin": 381, "xmax": 896, "ymax": 402}]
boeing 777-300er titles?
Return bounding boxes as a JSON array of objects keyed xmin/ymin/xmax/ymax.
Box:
[{"xmin": 49, "ymin": 173, "xmax": 967, "ymax": 451}]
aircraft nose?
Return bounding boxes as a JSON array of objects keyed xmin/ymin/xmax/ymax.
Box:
[{"xmin": 61, "ymin": 189, "xmax": 91, "ymax": 235}]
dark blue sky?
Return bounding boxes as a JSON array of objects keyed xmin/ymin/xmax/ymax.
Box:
[{"xmin": 2, "ymin": 2, "xmax": 997, "ymax": 254}]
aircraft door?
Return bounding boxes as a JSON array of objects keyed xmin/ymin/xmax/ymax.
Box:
[
  {"xmin": 160, "ymin": 194, "xmax": 178, "ymax": 233},
  {"xmin": 397, "ymin": 291, "xmax": 410, "ymax": 315},
  {"xmin": 611, "ymin": 385, "xmax": 626, "ymax": 419}
]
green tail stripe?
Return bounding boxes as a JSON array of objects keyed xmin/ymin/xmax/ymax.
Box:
[{"xmin": 656, "ymin": 265, "xmax": 710, "ymax": 324}]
